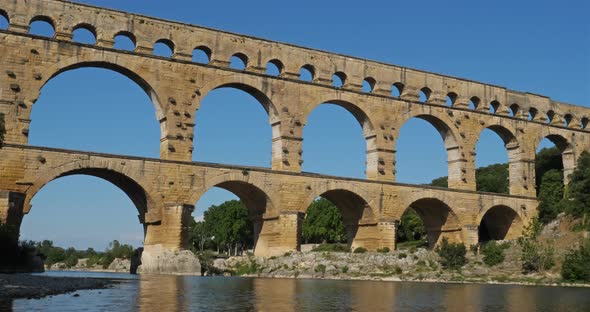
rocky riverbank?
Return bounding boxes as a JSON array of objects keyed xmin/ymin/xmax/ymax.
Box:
[
  {"xmin": 0, "ymin": 273, "xmax": 119, "ymax": 301},
  {"xmin": 48, "ymin": 257, "xmax": 133, "ymax": 273},
  {"xmin": 210, "ymin": 244, "xmax": 587, "ymax": 287}
]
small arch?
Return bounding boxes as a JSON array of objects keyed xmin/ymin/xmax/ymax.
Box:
[
  {"xmin": 0, "ymin": 9, "xmax": 9, "ymax": 30},
  {"xmin": 546, "ymin": 110, "xmax": 557, "ymax": 124},
  {"xmin": 392, "ymin": 82, "xmax": 404, "ymax": 97},
  {"xmin": 563, "ymin": 114, "xmax": 573, "ymax": 127},
  {"xmin": 72, "ymin": 23, "xmax": 97, "ymax": 45},
  {"xmin": 509, "ymin": 104, "xmax": 520, "ymax": 117},
  {"xmin": 478, "ymin": 205, "xmax": 523, "ymax": 242},
  {"xmin": 230, "ymin": 53, "xmax": 248, "ymax": 70},
  {"xmin": 581, "ymin": 117, "xmax": 589, "ymax": 129},
  {"xmin": 266, "ymin": 59, "xmax": 283, "ymax": 76},
  {"xmin": 489, "ymin": 100, "xmax": 500, "ymax": 114},
  {"xmin": 332, "ymin": 72, "xmax": 346, "ymax": 88},
  {"xmin": 446, "ymin": 92, "xmax": 458, "ymax": 107},
  {"xmin": 419, "ymin": 87, "xmax": 431, "ymax": 103},
  {"xmin": 400, "ymin": 198, "xmax": 461, "ymax": 249},
  {"xmin": 300, "ymin": 64, "xmax": 315, "ymax": 81},
  {"xmin": 469, "ymin": 96, "xmax": 480, "ymax": 110},
  {"xmin": 113, "ymin": 31, "xmax": 136, "ymax": 51},
  {"xmin": 362, "ymin": 77, "xmax": 376, "ymax": 93},
  {"xmin": 528, "ymin": 107, "xmax": 538, "ymax": 121},
  {"xmin": 153, "ymin": 39, "xmax": 174, "ymax": 58},
  {"xmin": 29, "ymin": 15, "xmax": 55, "ymax": 38},
  {"xmin": 192, "ymin": 46, "xmax": 211, "ymax": 64}
]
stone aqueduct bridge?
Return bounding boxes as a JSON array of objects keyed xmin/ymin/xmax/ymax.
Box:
[{"xmin": 0, "ymin": 0, "xmax": 589, "ymax": 263}]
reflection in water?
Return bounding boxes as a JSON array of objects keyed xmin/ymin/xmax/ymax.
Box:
[{"xmin": 11, "ymin": 272, "xmax": 590, "ymax": 311}]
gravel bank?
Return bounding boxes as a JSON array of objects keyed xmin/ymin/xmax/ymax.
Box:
[{"xmin": 0, "ymin": 273, "xmax": 119, "ymax": 300}]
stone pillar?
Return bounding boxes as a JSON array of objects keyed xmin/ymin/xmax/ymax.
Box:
[
  {"xmin": 255, "ymin": 212, "xmax": 304, "ymax": 257},
  {"xmin": 141, "ymin": 204, "xmax": 201, "ymax": 275},
  {"xmin": 271, "ymin": 116, "xmax": 303, "ymax": 172},
  {"xmin": 349, "ymin": 222, "xmax": 381, "ymax": 251},
  {"xmin": 0, "ymin": 191, "xmax": 25, "ymax": 245},
  {"xmin": 461, "ymin": 224, "xmax": 479, "ymax": 248},
  {"xmin": 366, "ymin": 148, "xmax": 395, "ymax": 181},
  {"xmin": 377, "ymin": 220, "xmax": 397, "ymax": 251}
]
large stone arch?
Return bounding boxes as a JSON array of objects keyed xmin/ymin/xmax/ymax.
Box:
[
  {"xmin": 196, "ymin": 76, "xmax": 280, "ymax": 122},
  {"xmin": 23, "ymin": 159, "xmax": 161, "ymax": 216},
  {"xmin": 394, "ymin": 110, "xmax": 465, "ymax": 188},
  {"xmin": 397, "ymin": 197, "xmax": 462, "ymax": 249},
  {"xmin": 301, "ymin": 183, "xmax": 378, "ymax": 250},
  {"xmin": 473, "ymin": 123, "xmax": 523, "ymax": 195},
  {"xmin": 477, "ymin": 205, "xmax": 524, "ymax": 242},
  {"xmin": 190, "ymin": 173, "xmax": 279, "ymax": 255},
  {"xmin": 533, "ymin": 130, "xmax": 575, "ymax": 185}
]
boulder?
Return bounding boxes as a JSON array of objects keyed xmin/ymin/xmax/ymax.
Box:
[
  {"xmin": 108, "ymin": 258, "xmax": 131, "ymax": 272},
  {"xmin": 138, "ymin": 245, "xmax": 201, "ymax": 275}
]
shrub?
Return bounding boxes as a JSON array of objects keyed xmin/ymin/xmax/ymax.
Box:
[
  {"xmin": 234, "ymin": 259, "xmax": 260, "ymax": 276},
  {"xmin": 353, "ymin": 247, "xmax": 368, "ymax": 254},
  {"xmin": 561, "ymin": 239, "xmax": 590, "ymax": 282},
  {"xmin": 518, "ymin": 219, "xmax": 555, "ymax": 273},
  {"xmin": 398, "ymin": 253, "xmax": 407, "ymax": 259},
  {"xmin": 416, "ymin": 260, "xmax": 426, "ymax": 266},
  {"xmin": 341, "ymin": 266, "xmax": 349, "ymax": 273},
  {"xmin": 377, "ymin": 247, "xmax": 390, "ymax": 253},
  {"xmin": 436, "ymin": 238, "xmax": 467, "ymax": 269},
  {"xmin": 311, "ymin": 244, "xmax": 350, "ymax": 253},
  {"xmin": 394, "ymin": 266, "xmax": 402, "ymax": 274},
  {"xmin": 481, "ymin": 241, "xmax": 505, "ymax": 266},
  {"xmin": 314, "ymin": 264, "xmax": 327, "ymax": 274}
]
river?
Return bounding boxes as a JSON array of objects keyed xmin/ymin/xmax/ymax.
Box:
[{"xmin": 6, "ymin": 271, "xmax": 590, "ymax": 311}]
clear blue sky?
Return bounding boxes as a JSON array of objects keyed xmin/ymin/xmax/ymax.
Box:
[{"xmin": 13, "ymin": 0, "xmax": 589, "ymax": 250}]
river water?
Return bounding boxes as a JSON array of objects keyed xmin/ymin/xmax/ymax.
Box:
[{"xmin": 7, "ymin": 271, "xmax": 590, "ymax": 311}]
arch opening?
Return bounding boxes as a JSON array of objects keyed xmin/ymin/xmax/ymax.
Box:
[
  {"xmin": 153, "ymin": 39, "xmax": 174, "ymax": 58},
  {"xmin": 528, "ymin": 107, "xmax": 538, "ymax": 121},
  {"xmin": 72, "ymin": 24, "xmax": 96, "ymax": 45},
  {"xmin": 489, "ymin": 100, "xmax": 500, "ymax": 114},
  {"xmin": 230, "ymin": 53, "xmax": 248, "ymax": 70},
  {"xmin": 192, "ymin": 182, "xmax": 272, "ymax": 255},
  {"xmin": 193, "ymin": 85, "xmax": 273, "ymax": 167},
  {"xmin": 0, "ymin": 9, "xmax": 9, "ymax": 30},
  {"xmin": 332, "ymin": 72, "xmax": 346, "ymax": 88},
  {"xmin": 299, "ymin": 65, "xmax": 314, "ymax": 81},
  {"xmin": 391, "ymin": 83, "xmax": 404, "ymax": 97},
  {"xmin": 192, "ymin": 46, "xmax": 211, "ymax": 64},
  {"xmin": 29, "ymin": 66, "xmax": 161, "ymax": 157},
  {"xmin": 509, "ymin": 104, "xmax": 520, "ymax": 117},
  {"xmin": 266, "ymin": 59, "xmax": 283, "ymax": 76},
  {"xmin": 396, "ymin": 116, "xmax": 456, "ymax": 186},
  {"xmin": 362, "ymin": 77, "xmax": 376, "ymax": 93},
  {"xmin": 475, "ymin": 126, "xmax": 514, "ymax": 194},
  {"xmin": 302, "ymin": 101, "xmax": 372, "ymax": 178},
  {"xmin": 419, "ymin": 87, "xmax": 431, "ymax": 103},
  {"xmin": 546, "ymin": 110, "xmax": 556, "ymax": 124},
  {"xmin": 469, "ymin": 96, "xmax": 480, "ymax": 110},
  {"xmin": 21, "ymin": 169, "xmax": 151, "ymax": 251},
  {"xmin": 113, "ymin": 32, "xmax": 136, "ymax": 51},
  {"xmin": 400, "ymin": 198, "xmax": 461, "ymax": 249},
  {"xmin": 303, "ymin": 189, "xmax": 376, "ymax": 250},
  {"xmin": 445, "ymin": 92, "xmax": 457, "ymax": 107},
  {"xmin": 582, "ymin": 117, "xmax": 589, "ymax": 130},
  {"xmin": 478, "ymin": 206, "xmax": 523, "ymax": 242},
  {"xmin": 563, "ymin": 114, "xmax": 573, "ymax": 127},
  {"xmin": 29, "ymin": 16, "xmax": 55, "ymax": 37}
]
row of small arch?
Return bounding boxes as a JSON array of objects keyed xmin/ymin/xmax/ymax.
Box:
[{"xmin": 1, "ymin": 11, "xmax": 588, "ymax": 131}]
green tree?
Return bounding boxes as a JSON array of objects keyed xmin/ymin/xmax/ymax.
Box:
[
  {"xmin": 302, "ymin": 198, "xmax": 346, "ymax": 244},
  {"xmin": 537, "ymin": 169, "xmax": 564, "ymax": 223},
  {"xmin": 203, "ymin": 200, "xmax": 253, "ymax": 255},
  {"xmin": 189, "ymin": 219, "xmax": 210, "ymax": 251},
  {"xmin": 430, "ymin": 177, "xmax": 448, "ymax": 188},
  {"xmin": 475, "ymin": 163, "xmax": 509, "ymax": 193},
  {"xmin": 436, "ymin": 238, "xmax": 467, "ymax": 269},
  {"xmin": 396, "ymin": 209, "xmax": 425, "ymax": 242},
  {"xmin": 560, "ymin": 151, "xmax": 590, "ymax": 227},
  {"xmin": 561, "ymin": 239, "xmax": 590, "ymax": 282},
  {"xmin": 535, "ymin": 147, "xmax": 563, "ymax": 191}
]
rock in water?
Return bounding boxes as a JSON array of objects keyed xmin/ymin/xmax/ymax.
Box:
[{"xmin": 138, "ymin": 245, "xmax": 201, "ymax": 275}]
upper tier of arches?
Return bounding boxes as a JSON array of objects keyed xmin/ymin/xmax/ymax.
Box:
[{"xmin": 0, "ymin": 0, "xmax": 588, "ymax": 130}]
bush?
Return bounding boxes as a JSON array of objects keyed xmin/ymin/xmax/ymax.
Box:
[
  {"xmin": 353, "ymin": 247, "xmax": 368, "ymax": 254},
  {"xmin": 377, "ymin": 247, "xmax": 390, "ymax": 253},
  {"xmin": 561, "ymin": 239, "xmax": 590, "ymax": 282},
  {"xmin": 341, "ymin": 266, "xmax": 349, "ymax": 273},
  {"xmin": 311, "ymin": 244, "xmax": 350, "ymax": 253},
  {"xmin": 394, "ymin": 266, "xmax": 402, "ymax": 274},
  {"xmin": 436, "ymin": 238, "xmax": 467, "ymax": 269},
  {"xmin": 398, "ymin": 253, "xmax": 407, "ymax": 259},
  {"xmin": 518, "ymin": 219, "xmax": 555, "ymax": 273},
  {"xmin": 314, "ymin": 264, "xmax": 326, "ymax": 274},
  {"xmin": 481, "ymin": 241, "xmax": 505, "ymax": 266}
]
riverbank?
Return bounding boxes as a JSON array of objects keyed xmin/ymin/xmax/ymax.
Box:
[
  {"xmin": 0, "ymin": 273, "xmax": 120, "ymax": 300},
  {"xmin": 210, "ymin": 246, "xmax": 589, "ymax": 288}
]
